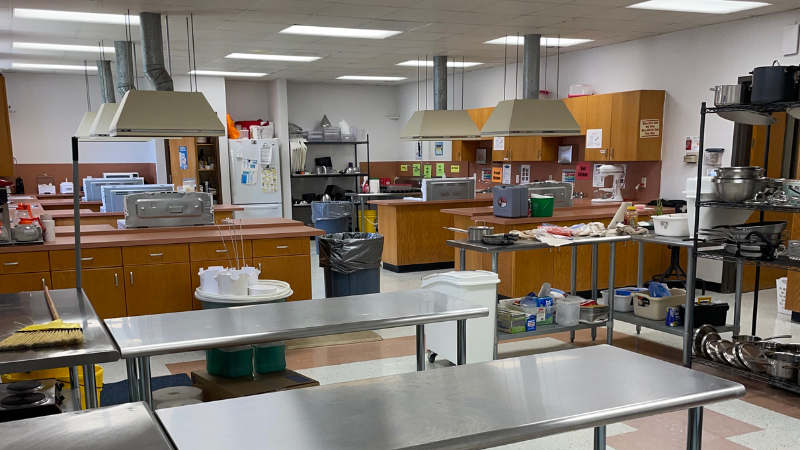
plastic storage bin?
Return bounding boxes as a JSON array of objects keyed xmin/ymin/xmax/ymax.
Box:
[
  {"xmin": 2, "ymin": 366, "xmax": 103, "ymax": 410},
  {"xmin": 652, "ymin": 214, "xmax": 690, "ymax": 237},
  {"xmin": 633, "ymin": 289, "xmax": 686, "ymax": 321},
  {"xmin": 678, "ymin": 302, "xmax": 730, "ymax": 328},
  {"xmin": 206, "ymin": 346, "xmax": 253, "ymax": 378},
  {"xmin": 685, "ymin": 177, "xmax": 752, "ymax": 238},
  {"xmin": 253, "ymin": 342, "xmax": 287, "ymax": 374},
  {"xmin": 555, "ymin": 297, "xmax": 581, "ymax": 326},
  {"xmin": 599, "ymin": 287, "xmax": 649, "ymax": 313},
  {"xmin": 569, "ymin": 84, "xmax": 593, "ymax": 97},
  {"xmin": 530, "ymin": 195, "xmax": 554, "ymax": 217},
  {"xmin": 422, "ymin": 271, "xmax": 500, "ymax": 364},
  {"xmin": 493, "ymin": 185, "xmax": 529, "ymax": 218}
]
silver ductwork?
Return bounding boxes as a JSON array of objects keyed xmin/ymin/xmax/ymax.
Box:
[
  {"xmin": 523, "ymin": 34, "xmax": 541, "ymax": 100},
  {"xmin": 433, "ymin": 55, "xmax": 447, "ymax": 110},
  {"xmin": 139, "ymin": 12, "xmax": 173, "ymax": 91},
  {"xmin": 96, "ymin": 60, "xmax": 115, "ymax": 103},
  {"xmin": 115, "ymin": 41, "xmax": 136, "ymax": 97}
]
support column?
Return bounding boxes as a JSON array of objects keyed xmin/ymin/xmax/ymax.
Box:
[{"xmin": 522, "ymin": 34, "xmax": 541, "ymax": 100}]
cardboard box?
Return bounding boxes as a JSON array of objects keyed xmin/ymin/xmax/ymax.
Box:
[
  {"xmin": 191, "ymin": 369, "xmax": 319, "ymax": 402},
  {"xmin": 497, "ymin": 308, "xmax": 536, "ymax": 334}
]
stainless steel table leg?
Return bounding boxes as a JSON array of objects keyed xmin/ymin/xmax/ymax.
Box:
[
  {"xmin": 81, "ymin": 364, "xmax": 98, "ymax": 408},
  {"xmin": 416, "ymin": 324, "xmax": 425, "ymax": 371},
  {"xmin": 138, "ymin": 356, "xmax": 153, "ymax": 409},
  {"xmin": 456, "ymin": 320, "xmax": 467, "ymax": 365},
  {"xmin": 607, "ymin": 242, "xmax": 616, "ymax": 345},
  {"xmin": 126, "ymin": 358, "xmax": 140, "ymax": 402},
  {"xmin": 570, "ymin": 246, "xmax": 578, "ymax": 295},
  {"xmin": 591, "ymin": 327, "xmax": 597, "ymax": 341},
  {"xmin": 570, "ymin": 330, "xmax": 576, "ymax": 342},
  {"xmin": 594, "ymin": 425, "xmax": 607, "ymax": 450},
  {"xmin": 637, "ymin": 242, "xmax": 644, "ymax": 288},
  {"xmin": 734, "ymin": 260, "xmax": 744, "ymax": 334},
  {"xmin": 683, "ymin": 248, "xmax": 696, "ymax": 368},
  {"xmin": 68, "ymin": 366, "xmax": 82, "ymax": 409},
  {"xmin": 636, "ymin": 325, "xmax": 641, "ymax": 334},
  {"xmin": 459, "ymin": 248, "xmax": 466, "ymax": 271},
  {"xmin": 360, "ymin": 196, "xmax": 366, "ymax": 232},
  {"xmin": 491, "ymin": 253, "xmax": 498, "ymax": 274},
  {"xmin": 687, "ymin": 406, "xmax": 703, "ymax": 450},
  {"xmin": 591, "ymin": 244, "xmax": 598, "ymax": 301}
]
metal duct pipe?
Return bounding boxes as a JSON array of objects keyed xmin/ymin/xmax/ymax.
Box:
[
  {"xmin": 433, "ymin": 55, "xmax": 447, "ymax": 110},
  {"xmin": 96, "ymin": 60, "xmax": 115, "ymax": 103},
  {"xmin": 139, "ymin": 12, "xmax": 173, "ymax": 91},
  {"xmin": 114, "ymin": 41, "xmax": 136, "ymax": 97},
  {"xmin": 523, "ymin": 34, "xmax": 541, "ymax": 100}
]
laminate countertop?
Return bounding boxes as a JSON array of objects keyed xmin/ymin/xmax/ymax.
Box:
[
  {"xmin": 442, "ymin": 201, "xmax": 670, "ymax": 226},
  {"xmin": 8, "ymin": 195, "xmax": 243, "ymax": 219},
  {"xmin": 368, "ymin": 193, "xmax": 493, "ymax": 206}
]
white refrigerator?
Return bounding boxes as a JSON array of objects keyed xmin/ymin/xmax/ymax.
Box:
[{"xmin": 228, "ymin": 139, "xmax": 283, "ymax": 219}]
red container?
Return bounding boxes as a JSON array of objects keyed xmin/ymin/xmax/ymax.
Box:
[
  {"xmin": 234, "ymin": 120, "xmax": 266, "ymax": 130},
  {"xmin": 379, "ymin": 178, "xmax": 391, "ymax": 186}
]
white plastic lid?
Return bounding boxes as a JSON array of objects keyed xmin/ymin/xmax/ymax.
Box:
[{"xmin": 420, "ymin": 270, "xmax": 500, "ymax": 287}]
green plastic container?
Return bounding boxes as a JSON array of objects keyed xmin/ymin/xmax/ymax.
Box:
[
  {"xmin": 206, "ymin": 346, "xmax": 253, "ymax": 378},
  {"xmin": 253, "ymin": 341, "xmax": 287, "ymax": 374},
  {"xmin": 529, "ymin": 195, "xmax": 554, "ymax": 217}
]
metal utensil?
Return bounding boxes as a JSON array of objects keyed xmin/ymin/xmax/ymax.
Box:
[
  {"xmin": 705, "ymin": 339, "xmax": 724, "ymax": 362},
  {"xmin": 735, "ymin": 342, "xmax": 769, "ymax": 372},
  {"xmin": 711, "ymin": 85, "xmax": 749, "ymax": 106},
  {"xmin": 694, "ymin": 325, "xmax": 717, "ymax": 357},
  {"xmin": 482, "ymin": 233, "xmax": 519, "ymax": 246},
  {"xmin": 723, "ymin": 345, "xmax": 746, "ymax": 369},
  {"xmin": 444, "ymin": 220, "xmax": 494, "ymax": 243},
  {"xmin": 765, "ymin": 352, "xmax": 800, "ymax": 379},
  {"xmin": 716, "ymin": 110, "xmax": 778, "ymax": 126},
  {"xmin": 717, "ymin": 340, "xmax": 735, "ymax": 364},
  {"xmin": 713, "ymin": 167, "xmax": 765, "ymax": 179},
  {"xmin": 732, "ymin": 334, "xmax": 791, "ymax": 344},
  {"xmin": 778, "ymin": 343, "xmax": 800, "ymax": 354},
  {"xmin": 712, "ymin": 176, "xmax": 767, "ymax": 203}
]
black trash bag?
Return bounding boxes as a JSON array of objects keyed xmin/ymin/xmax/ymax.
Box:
[{"xmin": 319, "ymin": 232, "xmax": 384, "ymax": 274}]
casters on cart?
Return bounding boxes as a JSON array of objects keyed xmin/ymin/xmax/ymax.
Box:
[
  {"xmin": 428, "ymin": 351, "xmax": 437, "ymax": 364},
  {"xmin": 570, "ymin": 330, "xmax": 576, "ymax": 343},
  {"xmin": 636, "ymin": 325, "xmax": 642, "ymax": 335}
]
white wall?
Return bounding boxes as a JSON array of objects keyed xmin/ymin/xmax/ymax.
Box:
[{"xmin": 225, "ymin": 80, "xmax": 270, "ymax": 123}]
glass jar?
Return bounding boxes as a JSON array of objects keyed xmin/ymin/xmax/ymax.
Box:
[{"xmin": 624, "ymin": 206, "xmax": 638, "ymax": 227}]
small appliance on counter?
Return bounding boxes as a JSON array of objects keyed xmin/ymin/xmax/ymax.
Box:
[
  {"xmin": 421, "ymin": 178, "xmax": 475, "ymax": 201},
  {"xmin": 59, "ymin": 179, "xmax": 73, "ymax": 194},
  {"xmin": 0, "ymin": 379, "xmax": 64, "ymax": 423},
  {"xmin": 524, "ymin": 181, "xmax": 573, "ymax": 207},
  {"xmin": 102, "ymin": 172, "xmax": 140, "ymax": 179},
  {"xmin": 591, "ymin": 165, "xmax": 624, "ymax": 203},
  {"xmin": 0, "ymin": 190, "xmax": 44, "ymax": 246},
  {"xmin": 36, "ymin": 174, "xmax": 56, "ymax": 195},
  {"xmin": 124, "ymin": 192, "xmax": 214, "ymax": 228},
  {"xmin": 493, "ymin": 185, "xmax": 529, "ymax": 218}
]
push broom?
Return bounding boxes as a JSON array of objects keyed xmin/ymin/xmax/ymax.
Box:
[{"xmin": 0, "ymin": 286, "xmax": 83, "ymax": 351}]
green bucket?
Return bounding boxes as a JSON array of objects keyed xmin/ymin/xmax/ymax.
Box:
[{"xmin": 530, "ymin": 195, "xmax": 554, "ymax": 217}]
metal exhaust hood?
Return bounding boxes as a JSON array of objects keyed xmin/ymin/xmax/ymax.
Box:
[
  {"xmin": 75, "ymin": 111, "xmax": 97, "ymax": 140},
  {"xmin": 400, "ymin": 56, "xmax": 481, "ymax": 141},
  {"xmin": 88, "ymin": 103, "xmax": 152, "ymax": 141},
  {"xmin": 110, "ymin": 90, "xmax": 225, "ymax": 137}
]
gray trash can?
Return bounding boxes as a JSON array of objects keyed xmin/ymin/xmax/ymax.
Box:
[
  {"xmin": 311, "ymin": 201, "xmax": 351, "ymax": 253},
  {"xmin": 318, "ymin": 232, "xmax": 383, "ymax": 298}
]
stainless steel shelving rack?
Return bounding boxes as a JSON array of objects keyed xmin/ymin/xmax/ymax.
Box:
[{"xmin": 688, "ymin": 101, "xmax": 800, "ymax": 391}]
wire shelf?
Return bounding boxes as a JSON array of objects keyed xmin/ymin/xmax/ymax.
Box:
[
  {"xmin": 696, "ymin": 249, "xmax": 800, "ymax": 271},
  {"xmin": 699, "ymin": 201, "xmax": 800, "ymax": 214},
  {"xmin": 692, "ymin": 356, "xmax": 800, "ymax": 395},
  {"xmin": 706, "ymin": 101, "xmax": 800, "ymax": 114}
]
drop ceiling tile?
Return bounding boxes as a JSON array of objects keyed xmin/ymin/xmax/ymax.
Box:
[
  {"xmin": 170, "ymin": 0, "xmax": 262, "ymax": 8},
  {"xmin": 437, "ymin": 33, "xmax": 501, "ymax": 43},
  {"xmin": 298, "ymin": 16, "xmax": 374, "ymax": 27},
  {"xmin": 588, "ymin": 7, "xmax": 662, "ymax": 20},
  {"xmin": 249, "ymin": 0, "xmax": 332, "ymax": 14},
  {"xmin": 315, "ymin": 4, "xmax": 399, "ymax": 19},
  {"xmin": 379, "ymin": 8, "xmax": 455, "ymax": 22},
  {"xmin": 473, "ymin": 1, "xmax": 561, "ymax": 14},
  {"xmin": 535, "ymin": 4, "xmax": 616, "ymax": 17},
  {"xmin": 568, "ymin": 0, "xmax": 639, "ymax": 5},
  {"xmin": 638, "ymin": 11, "xmax": 711, "ymax": 23},
  {"xmin": 502, "ymin": 15, "xmax": 571, "ymax": 27},
  {"xmin": 217, "ymin": 21, "xmax": 287, "ymax": 32},
  {"xmin": 399, "ymin": 31, "xmax": 452, "ymax": 41},
  {"xmin": 407, "ymin": 0, "xmax": 496, "ymax": 12},
  {"xmin": 359, "ymin": 20, "xmax": 429, "ymax": 31},
  {"xmin": 442, "ymin": 12, "xmax": 518, "ymax": 25},
  {"xmin": 553, "ymin": 17, "xmax": 666, "ymax": 32},
  {"xmin": 232, "ymin": 11, "xmax": 312, "ymax": 24}
]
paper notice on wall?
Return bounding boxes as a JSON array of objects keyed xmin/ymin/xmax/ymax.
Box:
[
  {"xmin": 562, "ymin": 169, "xmax": 576, "ymax": 184},
  {"xmin": 576, "ymin": 162, "xmax": 591, "ymax": 180},
  {"xmin": 436, "ymin": 163, "xmax": 445, "ymax": 177},
  {"xmin": 586, "ymin": 129, "xmax": 603, "ymax": 149},
  {"xmin": 482, "ymin": 167, "xmax": 492, "ymax": 182},
  {"xmin": 423, "ymin": 165, "xmax": 432, "ymax": 178},
  {"xmin": 493, "ymin": 137, "xmax": 505, "ymax": 151},
  {"xmin": 640, "ymin": 119, "xmax": 660, "ymax": 138},
  {"xmin": 261, "ymin": 167, "xmax": 278, "ymax": 192},
  {"xmin": 412, "ymin": 164, "xmax": 421, "ymax": 177},
  {"xmin": 451, "ymin": 165, "xmax": 460, "ymax": 173},
  {"xmin": 241, "ymin": 158, "xmax": 258, "ymax": 185},
  {"xmin": 435, "ymin": 142, "xmax": 444, "ymax": 156},
  {"xmin": 400, "ymin": 164, "xmax": 408, "ymax": 172},
  {"xmin": 491, "ymin": 167, "xmax": 502, "ymax": 183},
  {"xmin": 232, "ymin": 140, "xmax": 243, "ymax": 158},
  {"xmin": 179, "ymin": 146, "xmax": 188, "ymax": 169},
  {"xmin": 260, "ymin": 143, "xmax": 273, "ymax": 165},
  {"xmin": 502, "ymin": 164, "xmax": 512, "ymax": 184},
  {"xmin": 685, "ymin": 136, "xmax": 700, "ymax": 152}
]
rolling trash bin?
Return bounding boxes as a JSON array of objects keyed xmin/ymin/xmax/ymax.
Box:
[
  {"xmin": 311, "ymin": 201, "xmax": 352, "ymax": 253},
  {"xmin": 318, "ymin": 232, "xmax": 383, "ymax": 297}
]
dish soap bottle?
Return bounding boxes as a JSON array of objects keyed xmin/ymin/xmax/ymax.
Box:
[{"xmin": 624, "ymin": 206, "xmax": 638, "ymax": 227}]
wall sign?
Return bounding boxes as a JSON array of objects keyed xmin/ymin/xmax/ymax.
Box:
[
  {"xmin": 493, "ymin": 136, "xmax": 505, "ymax": 151},
  {"xmin": 423, "ymin": 164, "xmax": 432, "ymax": 178},
  {"xmin": 562, "ymin": 169, "xmax": 576, "ymax": 184},
  {"xmin": 412, "ymin": 163, "xmax": 421, "ymax": 177},
  {"xmin": 400, "ymin": 164, "xmax": 408, "ymax": 172},
  {"xmin": 179, "ymin": 146, "xmax": 189, "ymax": 169},
  {"xmin": 434, "ymin": 142, "xmax": 444, "ymax": 156},
  {"xmin": 451, "ymin": 165, "xmax": 460, "ymax": 173},
  {"xmin": 436, "ymin": 163, "xmax": 445, "ymax": 177},
  {"xmin": 502, "ymin": 164, "xmax": 511, "ymax": 184},
  {"xmin": 640, "ymin": 119, "xmax": 660, "ymax": 138},
  {"xmin": 491, "ymin": 167, "xmax": 502, "ymax": 183},
  {"xmin": 576, "ymin": 163, "xmax": 591, "ymax": 180}
]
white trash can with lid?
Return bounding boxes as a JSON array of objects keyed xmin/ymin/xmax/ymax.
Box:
[{"xmin": 421, "ymin": 270, "xmax": 499, "ymax": 364}]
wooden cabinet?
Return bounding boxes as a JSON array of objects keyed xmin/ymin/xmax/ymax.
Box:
[
  {"xmin": 252, "ymin": 238, "xmax": 308, "ymax": 257},
  {"xmin": 552, "ymin": 245, "xmax": 594, "ymax": 292},
  {"xmin": 254, "ymin": 255, "xmax": 312, "ymax": 301},
  {"xmin": 452, "ymin": 139, "xmax": 492, "ymax": 162},
  {"xmin": 562, "ymin": 96, "xmax": 588, "ymax": 135},
  {"xmin": 190, "ymin": 241, "xmax": 252, "ymax": 262},
  {"xmin": 467, "ymin": 107, "xmax": 494, "ymax": 130},
  {"xmin": 491, "ymin": 135, "xmax": 560, "ymax": 162},
  {"xmin": 52, "ymin": 268, "xmax": 127, "ymax": 320},
  {"xmin": 0, "ymin": 252, "xmax": 50, "ymax": 274},
  {"xmin": 584, "ymin": 90, "xmax": 665, "ymax": 162},
  {"xmin": 122, "ymin": 244, "xmax": 189, "ymax": 266},
  {"xmin": 50, "ymin": 248, "xmax": 122, "ymax": 270},
  {"xmin": 0, "ymin": 74, "xmax": 13, "ymax": 177},
  {"xmin": 124, "ymin": 263, "xmax": 192, "ymax": 316},
  {"xmin": 0, "ymin": 273, "xmax": 51, "ymax": 294}
]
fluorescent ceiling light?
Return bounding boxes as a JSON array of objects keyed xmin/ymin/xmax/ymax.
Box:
[
  {"xmin": 13, "ymin": 8, "xmax": 139, "ymax": 25},
  {"xmin": 13, "ymin": 42, "xmax": 116, "ymax": 53},
  {"xmin": 337, "ymin": 75, "xmax": 407, "ymax": 81},
  {"xmin": 627, "ymin": 0, "xmax": 769, "ymax": 13},
  {"xmin": 225, "ymin": 53, "xmax": 321, "ymax": 62},
  {"xmin": 397, "ymin": 60, "xmax": 483, "ymax": 68},
  {"xmin": 280, "ymin": 25, "xmax": 401, "ymax": 39},
  {"xmin": 189, "ymin": 70, "xmax": 267, "ymax": 78},
  {"xmin": 11, "ymin": 62, "xmax": 97, "ymax": 71},
  {"xmin": 484, "ymin": 36, "xmax": 593, "ymax": 47}
]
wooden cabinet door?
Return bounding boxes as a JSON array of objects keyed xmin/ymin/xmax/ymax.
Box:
[
  {"xmin": 0, "ymin": 272, "xmax": 51, "ymax": 294},
  {"xmin": 52, "ymin": 268, "xmax": 127, "ymax": 320},
  {"xmin": 562, "ymin": 97, "xmax": 588, "ymax": 135},
  {"xmin": 124, "ymin": 263, "xmax": 192, "ymax": 316},
  {"xmin": 510, "ymin": 249, "xmax": 553, "ymax": 298},
  {"xmin": 468, "ymin": 107, "xmax": 494, "ymax": 130},
  {"xmin": 0, "ymin": 75, "xmax": 13, "ymax": 177},
  {"xmin": 585, "ymin": 94, "xmax": 612, "ymax": 161},
  {"xmin": 167, "ymin": 138, "xmax": 198, "ymax": 185},
  {"xmin": 254, "ymin": 255, "xmax": 312, "ymax": 301},
  {"xmin": 552, "ymin": 245, "xmax": 593, "ymax": 293},
  {"xmin": 609, "ymin": 90, "xmax": 664, "ymax": 161}
]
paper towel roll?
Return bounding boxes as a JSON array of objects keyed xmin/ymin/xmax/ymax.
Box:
[
  {"xmin": 155, "ymin": 398, "xmax": 203, "ymax": 410},
  {"xmin": 152, "ymin": 386, "xmax": 203, "ymax": 409},
  {"xmin": 42, "ymin": 220, "xmax": 56, "ymax": 243}
]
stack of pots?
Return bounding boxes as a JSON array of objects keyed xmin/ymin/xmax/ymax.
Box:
[
  {"xmin": 711, "ymin": 167, "xmax": 766, "ymax": 204},
  {"xmin": 711, "ymin": 61, "xmax": 800, "ymax": 107}
]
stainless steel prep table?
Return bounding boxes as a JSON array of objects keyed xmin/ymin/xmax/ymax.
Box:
[
  {"xmin": 157, "ymin": 345, "xmax": 745, "ymax": 450},
  {"xmin": 0, "ymin": 289, "xmax": 119, "ymax": 409},
  {"xmin": 345, "ymin": 191, "xmax": 422, "ymax": 232},
  {"xmin": 105, "ymin": 289, "xmax": 488, "ymax": 408},
  {"xmin": 0, "ymin": 402, "xmax": 174, "ymax": 450}
]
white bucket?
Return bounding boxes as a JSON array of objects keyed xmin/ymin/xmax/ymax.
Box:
[
  {"xmin": 241, "ymin": 266, "xmax": 261, "ymax": 286},
  {"xmin": 215, "ymin": 270, "xmax": 249, "ymax": 296},
  {"xmin": 198, "ymin": 266, "xmax": 226, "ymax": 294}
]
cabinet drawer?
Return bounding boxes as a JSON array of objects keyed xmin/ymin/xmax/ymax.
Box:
[
  {"xmin": 190, "ymin": 241, "xmax": 252, "ymax": 262},
  {"xmin": 50, "ymin": 247, "xmax": 122, "ymax": 270},
  {"xmin": 0, "ymin": 272, "xmax": 51, "ymax": 294},
  {"xmin": 254, "ymin": 255, "xmax": 311, "ymax": 301},
  {"xmin": 122, "ymin": 244, "xmax": 189, "ymax": 266},
  {"xmin": 252, "ymin": 238, "xmax": 308, "ymax": 257},
  {"xmin": 0, "ymin": 252, "xmax": 50, "ymax": 275}
]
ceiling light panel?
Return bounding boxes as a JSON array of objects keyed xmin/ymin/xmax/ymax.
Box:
[
  {"xmin": 225, "ymin": 53, "xmax": 321, "ymax": 62},
  {"xmin": 13, "ymin": 42, "xmax": 116, "ymax": 53},
  {"xmin": 189, "ymin": 70, "xmax": 267, "ymax": 78},
  {"xmin": 337, "ymin": 75, "xmax": 407, "ymax": 81},
  {"xmin": 12, "ymin": 63, "xmax": 98, "ymax": 71},
  {"xmin": 13, "ymin": 8, "xmax": 140, "ymax": 25},
  {"xmin": 397, "ymin": 60, "xmax": 484, "ymax": 67},
  {"xmin": 484, "ymin": 36, "xmax": 593, "ymax": 47},
  {"xmin": 627, "ymin": 0, "xmax": 770, "ymax": 14},
  {"xmin": 280, "ymin": 25, "xmax": 402, "ymax": 39}
]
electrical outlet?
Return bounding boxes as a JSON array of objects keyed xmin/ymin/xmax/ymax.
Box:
[
  {"xmin": 641, "ymin": 177, "xmax": 647, "ymax": 188},
  {"xmin": 548, "ymin": 174, "xmax": 553, "ymax": 180}
]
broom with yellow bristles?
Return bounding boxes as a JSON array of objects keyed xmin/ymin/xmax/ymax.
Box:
[{"xmin": 0, "ymin": 287, "xmax": 83, "ymax": 351}]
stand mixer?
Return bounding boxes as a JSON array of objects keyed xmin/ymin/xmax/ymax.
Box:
[{"xmin": 591, "ymin": 164, "xmax": 625, "ymax": 203}]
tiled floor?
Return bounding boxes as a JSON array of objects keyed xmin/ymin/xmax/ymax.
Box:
[{"xmin": 101, "ymin": 241, "xmax": 800, "ymax": 449}]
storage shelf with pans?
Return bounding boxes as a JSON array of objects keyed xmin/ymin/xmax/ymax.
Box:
[
  {"xmin": 615, "ymin": 311, "xmax": 739, "ymax": 336},
  {"xmin": 698, "ymin": 201, "xmax": 800, "ymax": 213},
  {"xmin": 692, "ymin": 356, "xmax": 800, "ymax": 395},
  {"xmin": 291, "ymin": 173, "xmax": 368, "ymax": 178},
  {"xmin": 696, "ymin": 249, "xmax": 800, "ymax": 271},
  {"xmin": 497, "ymin": 321, "xmax": 605, "ymax": 341},
  {"xmin": 706, "ymin": 101, "xmax": 800, "ymax": 114},
  {"xmin": 305, "ymin": 141, "xmax": 369, "ymax": 145}
]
